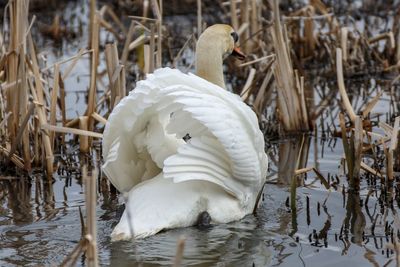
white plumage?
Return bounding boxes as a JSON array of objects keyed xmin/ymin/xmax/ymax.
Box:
[{"xmin": 102, "ymin": 25, "xmax": 268, "ymax": 240}]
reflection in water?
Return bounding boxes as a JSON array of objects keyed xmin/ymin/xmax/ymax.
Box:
[
  {"xmin": 277, "ymin": 136, "xmax": 310, "ymax": 236},
  {"xmin": 342, "ymin": 191, "xmax": 366, "ymax": 246},
  {"xmin": 278, "ymin": 136, "xmax": 310, "ymax": 185},
  {"xmin": 108, "ymin": 217, "xmax": 272, "ymax": 266},
  {"xmin": 0, "ymin": 174, "xmax": 85, "ymax": 266},
  {"xmin": 6, "ymin": 179, "xmax": 33, "ymax": 225}
]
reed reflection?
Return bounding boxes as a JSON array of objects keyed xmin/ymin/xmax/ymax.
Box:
[
  {"xmin": 278, "ymin": 135, "xmax": 310, "ymax": 236},
  {"xmin": 342, "ymin": 191, "xmax": 366, "ymax": 251},
  {"xmin": 5, "ymin": 179, "xmax": 33, "ymax": 225}
]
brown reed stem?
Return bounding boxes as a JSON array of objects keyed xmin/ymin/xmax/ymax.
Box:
[
  {"xmin": 149, "ymin": 23, "xmax": 155, "ymax": 73},
  {"xmin": 60, "ymin": 239, "xmax": 88, "ymax": 267},
  {"xmin": 336, "ymin": 48, "xmax": 356, "ymax": 122},
  {"xmin": 49, "ymin": 64, "xmax": 59, "ymax": 150},
  {"xmin": 83, "ymin": 166, "xmax": 99, "ymax": 267},
  {"xmin": 197, "ymin": 0, "xmax": 202, "ymax": 38},
  {"xmin": 42, "ymin": 123, "xmax": 103, "ymax": 138},
  {"xmin": 79, "ymin": 117, "xmax": 89, "ymax": 153},
  {"xmin": 87, "ymin": 12, "xmax": 99, "ymax": 132},
  {"xmin": 105, "ymin": 43, "xmax": 125, "ymax": 109},
  {"xmin": 27, "ymin": 32, "xmax": 54, "ymax": 177},
  {"xmin": 6, "ymin": 101, "xmax": 34, "ymax": 169},
  {"xmin": 271, "ymin": 0, "xmax": 309, "ymax": 132},
  {"xmin": 352, "ymin": 116, "xmax": 363, "ymax": 190},
  {"xmin": 157, "ymin": 0, "xmax": 162, "ymax": 68},
  {"xmin": 121, "ymin": 21, "xmax": 135, "ymax": 66},
  {"xmin": 173, "ymin": 236, "xmax": 186, "ymax": 267}
]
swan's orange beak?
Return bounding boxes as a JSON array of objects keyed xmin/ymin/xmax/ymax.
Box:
[{"xmin": 231, "ymin": 46, "xmax": 246, "ymax": 61}]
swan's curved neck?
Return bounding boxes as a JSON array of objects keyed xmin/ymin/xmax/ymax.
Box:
[{"xmin": 195, "ymin": 42, "xmax": 225, "ymax": 89}]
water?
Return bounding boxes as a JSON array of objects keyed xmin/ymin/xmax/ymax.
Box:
[
  {"xmin": 1, "ymin": 135, "xmax": 398, "ymax": 266},
  {"xmin": 1, "ymin": 1, "xmax": 400, "ymax": 266}
]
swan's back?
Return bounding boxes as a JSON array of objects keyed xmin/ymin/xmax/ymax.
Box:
[{"xmin": 102, "ymin": 67, "xmax": 268, "ymax": 206}]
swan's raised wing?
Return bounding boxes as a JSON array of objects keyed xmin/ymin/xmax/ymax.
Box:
[{"xmin": 102, "ymin": 67, "xmax": 268, "ymax": 199}]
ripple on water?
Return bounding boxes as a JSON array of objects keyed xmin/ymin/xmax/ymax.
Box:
[{"xmin": 106, "ymin": 217, "xmax": 272, "ymax": 266}]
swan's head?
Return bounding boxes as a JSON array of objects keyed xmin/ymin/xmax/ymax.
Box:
[
  {"xmin": 197, "ymin": 24, "xmax": 245, "ymax": 61},
  {"xmin": 196, "ymin": 24, "xmax": 245, "ymax": 88}
]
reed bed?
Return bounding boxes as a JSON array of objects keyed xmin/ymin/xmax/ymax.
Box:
[
  {"xmin": 1, "ymin": 0, "xmax": 400, "ymax": 264},
  {"xmin": 1, "ymin": 0, "xmax": 398, "ymax": 174}
]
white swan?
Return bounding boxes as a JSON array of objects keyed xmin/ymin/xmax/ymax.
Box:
[{"xmin": 102, "ymin": 24, "xmax": 268, "ymax": 240}]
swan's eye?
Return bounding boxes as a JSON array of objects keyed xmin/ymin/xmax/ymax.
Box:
[{"xmin": 230, "ymin": 32, "xmax": 239, "ymax": 43}]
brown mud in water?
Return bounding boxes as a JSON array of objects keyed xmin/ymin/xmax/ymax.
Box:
[{"xmin": 1, "ymin": 0, "xmax": 400, "ymax": 266}]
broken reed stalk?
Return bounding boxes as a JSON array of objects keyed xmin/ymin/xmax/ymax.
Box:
[
  {"xmin": 149, "ymin": 23, "xmax": 155, "ymax": 73},
  {"xmin": 49, "ymin": 64, "xmax": 60, "ymax": 149},
  {"xmin": 254, "ymin": 67, "xmax": 274, "ymax": 116},
  {"xmin": 368, "ymin": 31, "xmax": 395, "ymax": 49},
  {"xmin": 121, "ymin": 21, "xmax": 136, "ymax": 66},
  {"xmin": 79, "ymin": 116, "xmax": 90, "ymax": 153},
  {"xmin": 62, "ymin": 48, "xmax": 87, "ymax": 80},
  {"xmin": 336, "ymin": 48, "xmax": 357, "ymax": 122},
  {"xmin": 271, "ymin": 0, "xmax": 309, "ymax": 132},
  {"xmin": 98, "ymin": 7, "xmax": 125, "ymax": 40},
  {"xmin": 83, "ymin": 166, "xmax": 99, "ymax": 267},
  {"xmin": 60, "ymin": 239, "xmax": 88, "ymax": 267},
  {"xmin": 91, "ymin": 112, "xmax": 107, "ymax": 125},
  {"xmin": 339, "ymin": 113, "xmax": 363, "ymax": 191},
  {"xmin": 240, "ymin": 68, "xmax": 256, "ymax": 101},
  {"xmin": 304, "ymin": 8, "xmax": 315, "ymax": 57},
  {"xmin": 42, "ymin": 123, "xmax": 103, "ymax": 138},
  {"xmin": 362, "ymin": 91, "xmax": 383, "ymax": 117},
  {"xmin": 86, "ymin": 5, "xmax": 100, "ymax": 151},
  {"xmin": 105, "ymin": 43, "xmax": 126, "ymax": 109},
  {"xmin": 62, "ymin": 167, "xmax": 98, "ymax": 266},
  {"xmin": 340, "ymin": 27, "xmax": 348, "ymax": 63},
  {"xmin": 143, "ymin": 44, "xmax": 150, "ymax": 74},
  {"xmin": 89, "ymin": 0, "xmax": 97, "ymax": 48},
  {"xmin": 173, "ymin": 236, "xmax": 185, "ymax": 267}
]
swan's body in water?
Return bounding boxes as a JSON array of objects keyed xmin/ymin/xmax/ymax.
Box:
[{"xmin": 102, "ymin": 24, "xmax": 268, "ymax": 240}]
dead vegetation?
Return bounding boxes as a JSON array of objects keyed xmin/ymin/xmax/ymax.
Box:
[{"xmin": 1, "ymin": 0, "xmax": 398, "ymax": 175}]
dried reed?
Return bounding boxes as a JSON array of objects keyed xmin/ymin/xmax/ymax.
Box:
[
  {"xmin": 61, "ymin": 166, "xmax": 98, "ymax": 267},
  {"xmin": 271, "ymin": 0, "xmax": 310, "ymax": 132},
  {"xmin": 173, "ymin": 236, "xmax": 186, "ymax": 267}
]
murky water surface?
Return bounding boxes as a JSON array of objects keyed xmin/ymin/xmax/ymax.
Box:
[
  {"xmin": 1, "ymin": 135, "xmax": 397, "ymax": 266},
  {"xmin": 1, "ymin": 1, "xmax": 400, "ymax": 266}
]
